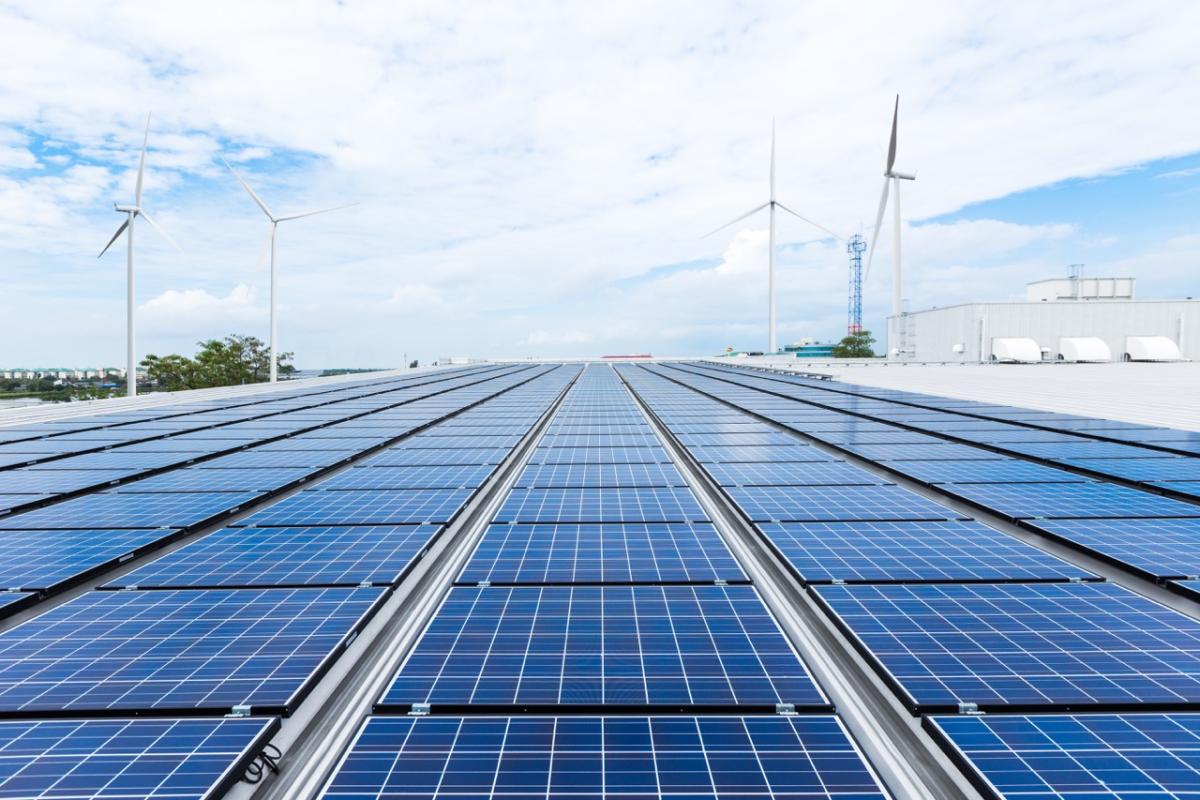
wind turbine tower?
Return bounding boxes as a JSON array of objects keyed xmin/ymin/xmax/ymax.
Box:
[
  {"xmin": 846, "ymin": 233, "xmax": 865, "ymax": 334},
  {"xmin": 865, "ymin": 95, "xmax": 916, "ymax": 318}
]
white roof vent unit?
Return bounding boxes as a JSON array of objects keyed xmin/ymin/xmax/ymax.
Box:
[
  {"xmin": 1124, "ymin": 336, "xmax": 1184, "ymax": 362},
  {"xmin": 1058, "ymin": 337, "xmax": 1111, "ymax": 362},
  {"xmin": 990, "ymin": 338, "xmax": 1043, "ymax": 363}
]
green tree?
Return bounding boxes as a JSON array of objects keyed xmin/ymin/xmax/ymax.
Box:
[
  {"xmin": 831, "ymin": 330, "xmax": 877, "ymax": 358},
  {"xmin": 141, "ymin": 334, "xmax": 295, "ymax": 391}
]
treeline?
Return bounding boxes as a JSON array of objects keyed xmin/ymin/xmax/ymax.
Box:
[{"xmin": 141, "ymin": 334, "xmax": 295, "ymax": 391}]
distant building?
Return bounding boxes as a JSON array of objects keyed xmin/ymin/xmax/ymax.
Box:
[
  {"xmin": 783, "ymin": 339, "xmax": 837, "ymax": 359},
  {"xmin": 886, "ymin": 276, "xmax": 1198, "ymax": 362}
]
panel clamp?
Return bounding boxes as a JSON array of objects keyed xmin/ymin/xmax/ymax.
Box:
[
  {"xmin": 957, "ymin": 702, "xmax": 982, "ymax": 715},
  {"xmin": 229, "ymin": 705, "xmax": 253, "ymax": 718},
  {"xmin": 409, "ymin": 703, "xmax": 431, "ymax": 716},
  {"xmin": 775, "ymin": 703, "xmax": 797, "ymax": 716}
]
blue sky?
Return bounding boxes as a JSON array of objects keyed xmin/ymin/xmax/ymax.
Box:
[{"xmin": 1, "ymin": 1, "xmax": 1198, "ymax": 366}]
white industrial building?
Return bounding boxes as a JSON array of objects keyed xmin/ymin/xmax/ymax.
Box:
[{"xmin": 886, "ymin": 276, "xmax": 1199, "ymax": 363}]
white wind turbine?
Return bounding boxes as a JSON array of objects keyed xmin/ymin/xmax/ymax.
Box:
[
  {"xmin": 222, "ymin": 159, "xmax": 355, "ymax": 382},
  {"xmin": 706, "ymin": 120, "xmax": 843, "ymax": 354},
  {"xmin": 98, "ymin": 114, "xmax": 181, "ymax": 398},
  {"xmin": 865, "ymin": 95, "xmax": 917, "ymax": 318}
]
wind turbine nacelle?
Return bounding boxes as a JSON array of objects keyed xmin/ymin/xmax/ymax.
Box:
[
  {"xmin": 889, "ymin": 171, "xmax": 917, "ymax": 181},
  {"xmin": 114, "ymin": 204, "xmax": 139, "ymax": 213}
]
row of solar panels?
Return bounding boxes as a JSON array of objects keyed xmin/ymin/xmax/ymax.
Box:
[
  {"xmin": 319, "ymin": 364, "xmax": 894, "ymax": 800},
  {"xmin": 625, "ymin": 361, "xmax": 1200, "ymax": 799},
  {"xmin": 0, "ymin": 365, "xmax": 580, "ymax": 797}
]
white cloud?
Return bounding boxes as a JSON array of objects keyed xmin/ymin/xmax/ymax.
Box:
[
  {"xmin": 137, "ymin": 283, "xmax": 262, "ymax": 335},
  {"xmin": 523, "ymin": 329, "xmax": 595, "ymax": 347}
]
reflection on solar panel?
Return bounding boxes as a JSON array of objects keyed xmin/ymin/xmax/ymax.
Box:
[
  {"xmin": 107, "ymin": 524, "xmax": 441, "ymax": 588},
  {"xmin": 494, "ymin": 488, "xmax": 708, "ymax": 523},
  {"xmin": 0, "ymin": 717, "xmax": 277, "ymax": 800},
  {"xmin": 939, "ymin": 482, "xmax": 1200, "ymax": 519},
  {"xmin": 1061, "ymin": 457, "xmax": 1199, "ymax": 482},
  {"xmin": 514, "ymin": 462, "xmax": 686, "ymax": 488},
  {"xmin": 928, "ymin": 713, "xmax": 1200, "ymax": 800},
  {"xmin": 321, "ymin": 716, "xmax": 887, "ymax": 800},
  {"xmin": 0, "ymin": 528, "xmax": 178, "ymax": 592},
  {"xmin": 1031, "ymin": 518, "xmax": 1200, "ymax": 581},
  {"xmin": 360, "ymin": 448, "xmax": 511, "ymax": 467},
  {"xmin": 816, "ymin": 581, "xmax": 1200, "ymax": 712},
  {"xmin": 526, "ymin": 446, "xmax": 670, "ymax": 465},
  {"xmin": 114, "ymin": 466, "xmax": 314, "ymax": 492},
  {"xmin": 1004, "ymin": 441, "xmax": 1170, "ymax": 460},
  {"xmin": 0, "ymin": 587, "xmax": 383, "ymax": 713},
  {"xmin": 0, "ymin": 469, "xmax": 136, "ymax": 494},
  {"xmin": 459, "ymin": 523, "xmax": 745, "ymax": 584},
  {"xmin": 701, "ymin": 460, "xmax": 884, "ymax": 487},
  {"xmin": 320, "ymin": 465, "xmax": 497, "ymax": 490},
  {"xmin": 380, "ymin": 585, "xmax": 826, "ymax": 709},
  {"xmin": 881, "ymin": 459, "xmax": 1089, "ymax": 485},
  {"xmin": 235, "ymin": 488, "xmax": 473, "ymax": 526},
  {"xmin": 757, "ymin": 521, "xmax": 1092, "ymax": 584},
  {"xmin": 726, "ymin": 485, "xmax": 961, "ymax": 523},
  {"xmin": 0, "ymin": 491, "xmax": 261, "ymax": 529}
]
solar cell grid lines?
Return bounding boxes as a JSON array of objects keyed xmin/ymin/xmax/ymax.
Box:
[
  {"xmin": 0, "ymin": 586, "xmax": 385, "ymax": 714},
  {"xmin": 701, "ymin": 460, "xmax": 886, "ymax": 487},
  {"xmin": 321, "ymin": 715, "xmax": 889, "ymax": 800},
  {"xmin": 674, "ymin": 431, "xmax": 803, "ymax": 447},
  {"xmin": 0, "ymin": 528, "xmax": 179, "ymax": 593},
  {"xmin": 815, "ymin": 581, "xmax": 1200, "ymax": 712},
  {"xmin": 758, "ymin": 521, "xmax": 1093, "ymax": 584},
  {"xmin": 514, "ymin": 462, "xmax": 687, "ymax": 488},
  {"xmin": 837, "ymin": 443, "xmax": 1009, "ymax": 461},
  {"xmin": 196, "ymin": 449, "xmax": 355, "ymax": 469},
  {"xmin": 320, "ymin": 464, "xmax": 498, "ymax": 490},
  {"xmin": 396, "ymin": 434, "xmax": 525, "ymax": 450},
  {"xmin": 725, "ymin": 484, "xmax": 962, "ymax": 523},
  {"xmin": 927, "ymin": 713, "xmax": 1200, "ymax": 800},
  {"xmin": 1030, "ymin": 519, "xmax": 1200, "ymax": 580},
  {"xmin": 526, "ymin": 446, "xmax": 672, "ymax": 465},
  {"xmin": 459, "ymin": 523, "xmax": 746, "ymax": 585},
  {"xmin": 0, "ymin": 490, "xmax": 262, "ymax": 529},
  {"xmin": 495, "ymin": 487, "xmax": 709, "ymax": 524},
  {"xmin": 1063, "ymin": 457, "xmax": 1200, "ymax": 482},
  {"xmin": 361, "ymin": 447, "xmax": 511, "ymax": 467},
  {"xmin": 881, "ymin": 459, "xmax": 1089, "ymax": 485},
  {"xmin": 236, "ymin": 487, "xmax": 475, "ymax": 528},
  {"xmin": 113, "ymin": 466, "xmax": 314, "ymax": 492},
  {"xmin": 24, "ymin": 450, "xmax": 208, "ymax": 470},
  {"xmin": 107, "ymin": 524, "xmax": 442, "ymax": 588},
  {"xmin": 380, "ymin": 584, "xmax": 827, "ymax": 710},
  {"xmin": 0, "ymin": 717, "xmax": 278, "ymax": 800},
  {"xmin": 542, "ymin": 433, "xmax": 663, "ymax": 448},
  {"xmin": 939, "ymin": 481, "xmax": 1200, "ymax": 520},
  {"xmin": 685, "ymin": 445, "xmax": 832, "ymax": 464},
  {"xmin": 1004, "ymin": 441, "xmax": 1177, "ymax": 461}
]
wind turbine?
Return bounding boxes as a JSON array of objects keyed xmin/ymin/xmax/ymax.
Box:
[
  {"xmin": 705, "ymin": 120, "xmax": 842, "ymax": 354},
  {"xmin": 98, "ymin": 114, "xmax": 181, "ymax": 398},
  {"xmin": 222, "ymin": 159, "xmax": 355, "ymax": 382},
  {"xmin": 865, "ymin": 95, "xmax": 916, "ymax": 318}
]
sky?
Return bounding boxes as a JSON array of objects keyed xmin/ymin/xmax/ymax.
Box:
[{"xmin": 1, "ymin": 1, "xmax": 1199, "ymax": 367}]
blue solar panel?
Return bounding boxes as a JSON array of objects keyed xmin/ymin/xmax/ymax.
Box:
[
  {"xmin": 881, "ymin": 459, "xmax": 1089, "ymax": 485},
  {"xmin": 683, "ymin": 445, "xmax": 829, "ymax": 463},
  {"xmin": 725, "ymin": 485, "xmax": 962, "ymax": 523},
  {"xmin": 757, "ymin": 521, "xmax": 1093, "ymax": 584},
  {"xmin": 1004, "ymin": 441, "xmax": 1170, "ymax": 460},
  {"xmin": 320, "ymin": 465, "xmax": 498, "ymax": 490},
  {"xmin": 0, "ymin": 587, "xmax": 383, "ymax": 714},
  {"xmin": 27, "ymin": 451, "xmax": 207, "ymax": 470},
  {"xmin": 114, "ymin": 466, "xmax": 314, "ymax": 492},
  {"xmin": 807, "ymin": 430, "xmax": 947, "ymax": 446},
  {"xmin": 397, "ymin": 434, "xmax": 525, "ymax": 450},
  {"xmin": 540, "ymin": 433, "xmax": 662, "ymax": 448},
  {"xmin": 381, "ymin": 585, "xmax": 827, "ymax": 710},
  {"xmin": 928, "ymin": 713, "xmax": 1200, "ymax": 800},
  {"xmin": 0, "ymin": 494, "xmax": 44, "ymax": 515},
  {"xmin": 1056, "ymin": 458, "xmax": 1200, "ymax": 482},
  {"xmin": 0, "ymin": 491, "xmax": 261, "ymax": 529},
  {"xmin": 701, "ymin": 460, "xmax": 885, "ymax": 487},
  {"xmin": 494, "ymin": 488, "xmax": 708, "ymax": 524},
  {"xmin": 836, "ymin": 443, "xmax": 1003, "ymax": 461},
  {"xmin": 1033, "ymin": 518, "xmax": 1200, "ymax": 580},
  {"xmin": 107, "ymin": 524, "xmax": 442, "ymax": 588},
  {"xmin": 459, "ymin": 523, "xmax": 745, "ymax": 584},
  {"xmin": 321, "ymin": 715, "xmax": 887, "ymax": 800},
  {"xmin": 815, "ymin": 582, "xmax": 1200, "ymax": 712},
  {"xmin": 514, "ymin": 462, "xmax": 687, "ymax": 488},
  {"xmin": 1172, "ymin": 580, "xmax": 1200, "ymax": 602},
  {"xmin": 526, "ymin": 446, "xmax": 670, "ymax": 465},
  {"xmin": 939, "ymin": 482, "xmax": 1200, "ymax": 519},
  {"xmin": 254, "ymin": 438, "xmax": 372, "ymax": 452},
  {"xmin": 0, "ymin": 528, "xmax": 180, "ymax": 592},
  {"xmin": 675, "ymin": 431, "xmax": 802, "ymax": 447},
  {"xmin": 235, "ymin": 488, "xmax": 474, "ymax": 526},
  {"xmin": 545, "ymin": 423, "xmax": 652, "ymax": 435},
  {"xmin": 360, "ymin": 448, "xmax": 511, "ymax": 467},
  {"xmin": 0, "ymin": 717, "xmax": 277, "ymax": 800},
  {"xmin": 197, "ymin": 449, "xmax": 354, "ymax": 469}
]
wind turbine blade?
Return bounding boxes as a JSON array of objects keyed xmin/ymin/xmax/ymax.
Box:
[
  {"xmin": 275, "ymin": 202, "xmax": 358, "ymax": 222},
  {"xmin": 775, "ymin": 201, "xmax": 844, "ymax": 241},
  {"xmin": 769, "ymin": 118, "xmax": 776, "ymax": 201},
  {"xmin": 222, "ymin": 158, "xmax": 275, "ymax": 220},
  {"xmin": 137, "ymin": 210, "xmax": 183, "ymax": 252},
  {"xmin": 701, "ymin": 201, "xmax": 770, "ymax": 239},
  {"xmin": 886, "ymin": 95, "xmax": 899, "ymax": 174},
  {"xmin": 864, "ymin": 177, "xmax": 890, "ymax": 281},
  {"xmin": 135, "ymin": 113, "xmax": 150, "ymax": 206},
  {"xmin": 97, "ymin": 219, "xmax": 129, "ymax": 258}
]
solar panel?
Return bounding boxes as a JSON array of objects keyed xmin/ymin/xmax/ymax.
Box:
[
  {"xmin": 938, "ymin": 482, "xmax": 1200, "ymax": 520},
  {"xmin": 1004, "ymin": 441, "xmax": 1170, "ymax": 460},
  {"xmin": 0, "ymin": 528, "xmax": 181, "ymax": 592},
  {"xmin": 321, "ymin": 715, "xmax": 888, "ymax": 800},
  {"xmin": 107, "ymin": 524, "xmax": 442, "ymax": 589},
  {"xmin": 701, "ymin": 460, "xmax": 885, "ymax": 487},
  {"xmin": 836, "ymin": 443, "xmax": 1004, "ymax": 461},
  {"xmin": 27, "ymin": 451, "xmax": 207, "ymax": 470},
  {"xmin": 360, "ymin": 448, "xmax": 511, "ymax": 467},
  {"xmin": 526, "ymin": 446, "xmax": 671, "ymax": 465},
  {"xmin": 927, "ymin": 713, "xmax": 1200, "ymax": 800},
  {"xmin": 881, "ymin": 459, "xmax": 1089, "ymax": 485},
  {"xmin": 235, "ymin": 488, "xmax": 474, "ymax": 526},
  {"xmin": 675, "ymin": 431, "xmax": 803, "ymax": 447},
  {"xmin": 725, "ymin": 485, "xmax": 962, "ymax": 523},
  {"xmin": 319, "ymin": 465, "xmax": 498, "ymax": 490},
  {"xmin": 459, "ymin": 523, "xmax": 745, "ymax": 585},
  {"xmin": 0, "ymin": 494, "xmax": 45, "ymax": 514},
  {"xmin": 1154, "ymin": 481, "xmax": 1200, "ymax": 500},
  {"xmin": 1172, "ymin": 580, "xmax": 1200, "ymax": 602},
  {"xmin": 514, "ymin": 462, "xmax": 687, "ymax": 488},
  {"xmin": 1032, "ymin": 518, "xmax": 1200, "ymax": 580},
  {"xmin": 683, "ymin": 445, "xmax": 831, "ymax": 464},
  {"xmin": 807, "ymin": 430, "xmax": 948, "ymax": 446},
  {"xmin": 0, "ymin": 587, "xmax": 384, "ymax": 714},
  {"xmin": 0, "ymin": 717, "xmax": 278, "ymax": 800},
  {"xmin": 757, "ymin": 521, "xmax": 1093, "ymax": 584},
  {"xmin": 254, "ymin": 438, "xmax": 375, "ymax": 452},
  {"xmin": 115, "ymin": 467, "xmax": 315, "ymax": 492},
  {"xmin": 0, "ymin": 491, "xmax": 261, "ymax": 529},
  {"xmin": 494, "ymin": 488, "xmax": 709, "ymax": 524},
  {"xmin": 196, "ymin": 449, "xmax": 354, "ymax": 469},
  {"xmin": 397, "ymin": 434, "xmax": 525, "ymax": 450},
  {"xmin": 541, "ymin": 433, "xmax": 662, "ymax": 448},
  {"xmin": 815, "ymin": 581, "xmax": 1200, "ymax": 712},
  {"xmin": 379, "ymin": 585, "xmax": 827, "ymax": 710}
]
